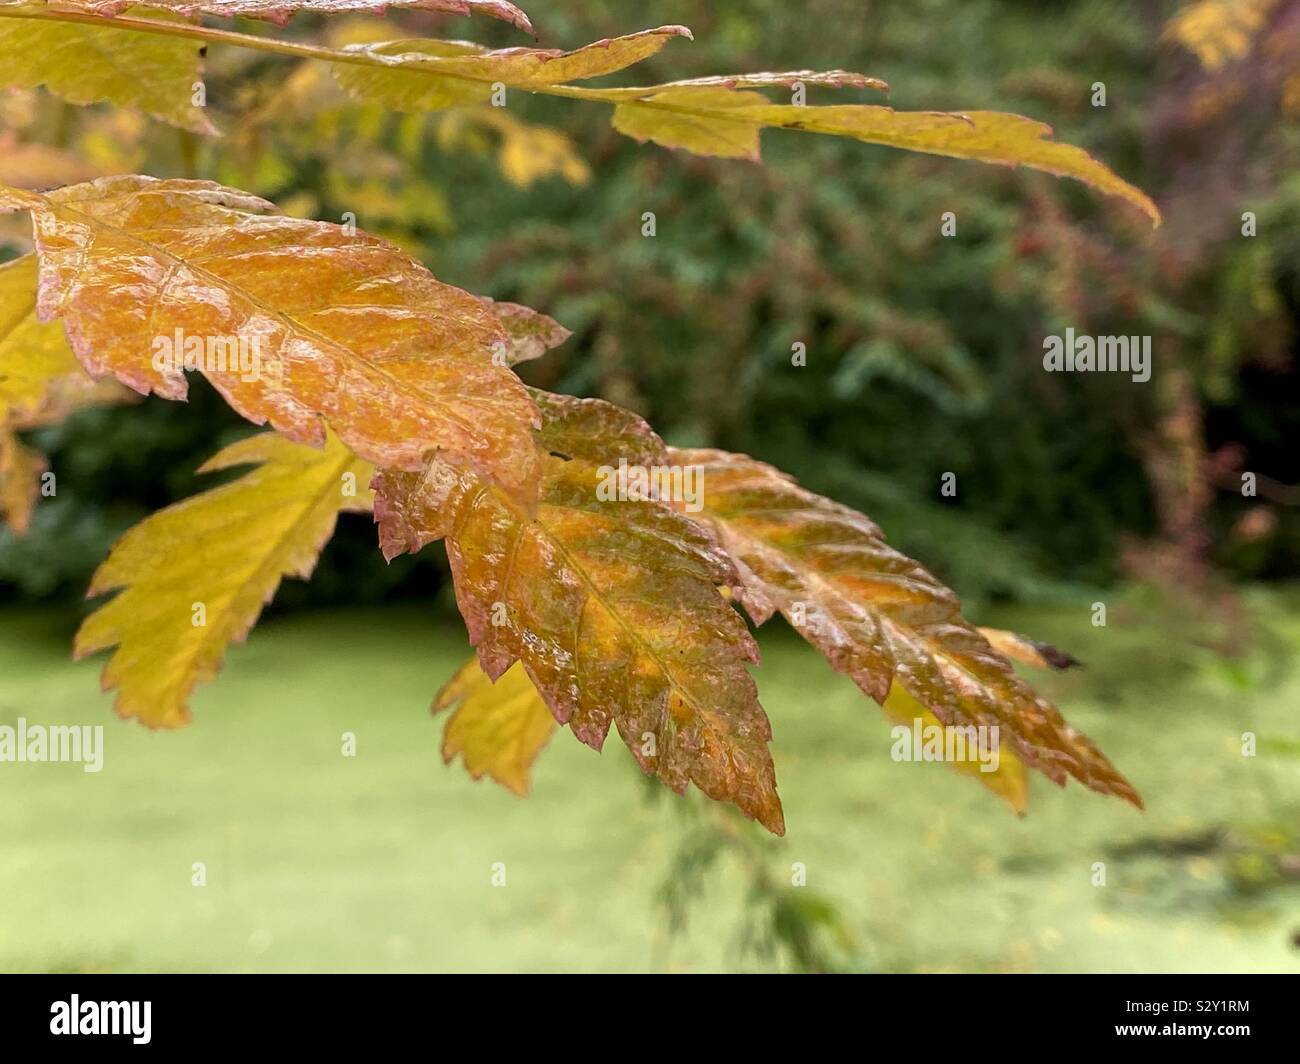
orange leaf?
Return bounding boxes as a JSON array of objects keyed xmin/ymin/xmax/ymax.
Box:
[
  {"xmin": 0, "ymin": 254, "xmax": 133, "ymax": 429},
  {"xmin": 0, "ymin": 176, "xmax": 542, "ymax": 507},
  {"xmin": 477, "ymin": 297, "xmax": 572, "ymax": 366},
  {"xmin": 673, "ymin": 447, "xmax": 1141, "ymax": 808},
  {"xmin": 375, "ymin": 392, "xmax": 785, "ymax": 834}
]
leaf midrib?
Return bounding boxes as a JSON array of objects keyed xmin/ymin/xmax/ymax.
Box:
[
  {"xmin": 46, "ymin": 193, "xmax": 498, "ymax": 449},
  {"xmin": 459, "ymin": 465, "xmax": 748, "ymax": 743}
]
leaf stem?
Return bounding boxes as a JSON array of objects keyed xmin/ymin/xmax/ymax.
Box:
[
  {"xmin": 0, "ymin": 8, "xmax": 642, "ymax": 102},
  {"xmin": 0, "ymin": 9, "xmax": 800, "ymax": 125}
]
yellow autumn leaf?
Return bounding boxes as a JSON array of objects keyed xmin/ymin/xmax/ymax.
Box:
[
  {"xmin": 329, "ymin": 25, "xmax": 1156, "ymax": 222},
  {"xmin": 1163, "ymin": 0, "xmax": 1276, "ymax": 70},
  {"xmin": 0, "ymin": 426, "xmax": 45, "ymax": 534},
  {"xmin": 331, "ymin": 26, "xmax": 694, "ymax": 110},
  {"xmin": 1, "ymin": 254, "xmax": 131, "ymax": 425},
  {"xmin": 0, "ymin": 253, "xmax": 132, "ymax": 534},
  {"xmin": 882, "ymin": 681, "xmax": 1030, "ymax": 816},
  {"xmin": 881, "ymin": 628, "xmax": 1078, "ymax": 812},
  {"xmin": 611, "ymin": 87, "xmax": 771, "ymax": 162},
  {"xmin": 0, "ymin": 255, "xmax": 86, "ymax": 426},
  {"xmin": 615, "ymin": 97, "xmax": 1158, "ymax": 222},
  {"xmin": 0, "ymin": 6, "xmax": 216, "ymax": 134},
  {"xmin": 75, "ymin": 431, "xmax": 373, "ymax": 727},
  {"xmin": 429, "ymin": 627, "xmax": 1074, "ymax": 812},
  {"xmin": 434, "ymin": 656, "xmax": 557, "ymax": 796},
  {"xmin": 0, "ymin": 6, "xmax": 1160, "ymax": 221},
  {"xmin": 472, "ymin": 109, "xmax": 591, "ymax": 188}
]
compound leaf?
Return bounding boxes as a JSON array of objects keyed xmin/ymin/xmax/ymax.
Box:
[
  {"xmin": 0, "ymin": 7, "xmax": 1159, "ymax": 220},
  {"xmin": 75, "ymin": 430, "xmax": 373, "ymax": 727},
  {"xmin": 672, "ymin": 447, "xmax": 1140, "ymax": 808},
  {"xmin": 330, "ymin": 24, "xmax": 1156, "ymax": 222},
  {"xmin": 375, "ymin": 391, "xmax": 785, "ymax": 834},
  {"xmin": 0, "ymin": 176, "xmax": 543, "ymax": 507}
]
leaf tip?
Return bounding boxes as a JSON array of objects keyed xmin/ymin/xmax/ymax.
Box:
[{"xmin": 758, "ymin": 799, "xmax": 787, "ymax": 836}]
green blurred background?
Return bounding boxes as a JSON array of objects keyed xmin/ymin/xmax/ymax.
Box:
[{"xmin": 1, "ymin": 0, "xmax": 1298, "ymax": 971}]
